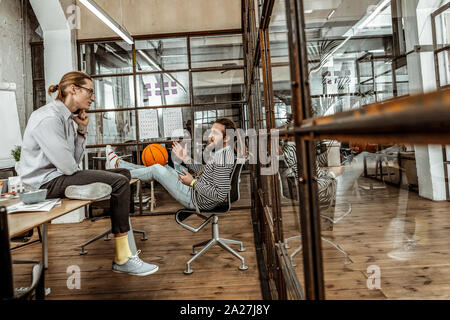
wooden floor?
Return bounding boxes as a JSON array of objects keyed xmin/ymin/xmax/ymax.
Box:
[
  {"xmin": 282, "ymin": 170, "xmax": 450, "ymax": 299},
  {"xmin": 9, "ymin": 166, "xmax": 450, "ymax": 299},
  {"xmin": 11, "ymin": 202, "xmax": 261, "ymax": 300}
]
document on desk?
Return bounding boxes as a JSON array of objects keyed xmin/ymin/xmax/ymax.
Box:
[{"xmin": 7, "ymin": 198, "xmax": 61, "ymax": 214}]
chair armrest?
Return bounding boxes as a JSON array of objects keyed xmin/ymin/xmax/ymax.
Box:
[{"xmin": 13, "ymin": 263, "xmax": 44, "ymax": 300}]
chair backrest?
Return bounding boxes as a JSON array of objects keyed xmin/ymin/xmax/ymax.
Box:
[
  {"xmin": 0, "ymin": 206, "xmax": 14, "ymax": 300},
  {"xmin": 229, "ymin": 158, "xmax": 245, "ymax": 204},
  {"xmin": 206, "ymin": 158, "xmax": 245, "ymax": 213}
]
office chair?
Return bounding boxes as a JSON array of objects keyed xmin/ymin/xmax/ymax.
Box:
[
  {"xmin": 280, "ymin": 146, "xmax": 353, "ymax": 265},
  {"xmin": 175, "ymin": 158, "xmax": 248, "ymax": 274},
  {"xmin": 0, "ymin": 206, "xmax": 45, "ymax": 300}
]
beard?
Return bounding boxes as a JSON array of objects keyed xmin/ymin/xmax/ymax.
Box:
[{"xmin": 204, "ymin": 138, "xmax": 225, "ymax": 156}]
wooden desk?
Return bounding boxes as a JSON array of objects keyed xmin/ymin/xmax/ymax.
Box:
[
  {"xmin": 7, "ymin": 198, "xmax": 92, "ymax": 238},
  {"xmin": 5, "ymin": 198, "xmax": 92, "ymax": 269},
  {"xmin": 3, "ymin": 177, "xmax": 143, "ymax": 269}
]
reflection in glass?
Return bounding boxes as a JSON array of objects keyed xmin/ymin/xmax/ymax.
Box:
[
  {"xmin": 272, "ymin": 66, "xmax": 292, "ymax": 127},
  {"xmin": 81, "ymin": 41, "xmax": 133, "ymax": 75},
  {"xmin": 433, "ymin": 6, "xmax": 450, "ymax": 47},
  {"xmin": 281, "ymin": 135, "xmax": 450, "ymax": 299},
  {"xmin": 305, "ymin": 0, "xmax": 403, "ymax": 117},
  {"xmin": 87, "ymin": 146, "xmax": 138, "ymax": 170},
  {"xmin": 135, "ymin": 38, "xmax": 188, "ymax": 72},
  {"xmin": 87, "ymin": 110, "xmax": 136, "ymax": 145},
  {"xmin": 256, "ymin": 66, "xmax": 266, "ymax": 129},
  {"xmin": 137, "ymin": 72, "xmax": 190, "ymax": 107},
  {"xmin": 190, "ymin": 35, "xmax": 244, "ymax": 68},
  {"xmin": 138, "ymin": 107, "xmax": 192, "ymax": 141},
  {"xmin": 269, "ymin": 0, "xmax": 289, "ymax": 64},
  {"xmin": 92, "ymin": 76, "xmax": 135, "ymax": 110},
  {"xmin": 437, "ymin": 49, "xmax": 450, "ymax": 87},
  {"xmin": 192, "ymin": 70, "xmax": 245, "ymax": 104},
  {"xmin": 270, "ymin": 0, "xmax": 292, "ymax": 128}
]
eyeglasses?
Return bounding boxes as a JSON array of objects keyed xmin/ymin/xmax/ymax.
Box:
[{"xmin": 75, "ymin": 85, "xmax": 95, "ymax": 96}]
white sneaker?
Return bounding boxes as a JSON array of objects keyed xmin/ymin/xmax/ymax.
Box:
[
  {"xmin": 105, "ymin": 145, "xmax": 118, "ymax": 169},
  {"xmin": 65, "ymin": 183, "xmax": 112, "ymax": 201}
]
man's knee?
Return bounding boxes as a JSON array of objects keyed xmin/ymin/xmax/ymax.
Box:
[
  {"xmin": 115, "ymin": 168, "xmax": 131, "ymax": 180},
  {"xmin": 111, "ymin": 174, "xmax": 130, "ymax": 193},
  {"xmin": 118, "ymin": 174, "xmax": 129, "ymax": 186}
]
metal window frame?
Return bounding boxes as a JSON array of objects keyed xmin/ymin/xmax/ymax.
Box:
[
  {"xmin": 431, "ymin": 2, "xmax": 450, "ymax": 89},
  {"xmin": 76, "ymin": 29, "xmax": 246, "ymax": 163},
  {"xmin": 244, "ymin": 0, "xmax": 450, "ymax": 302}
]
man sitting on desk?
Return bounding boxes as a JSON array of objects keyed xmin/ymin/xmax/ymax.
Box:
[
  {"xmin": 19, "ymin": 71, "xmax": 158, "ymax": 276},
  {"xmin": 105, "ymin": 118, "xmax": 241, "ymax": 212}
]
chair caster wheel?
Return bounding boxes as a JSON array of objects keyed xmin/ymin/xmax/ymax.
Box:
[
  {"xmin": 239, "ymin": 265, "xmax": 248, "ymax": 271},
  {"xmin": 191, "ymin": 250, "xmax": 198, "ymax": 255},
  {"xmin": 141, "ymin": 236, "xmax": 148, "ymax": 241},
  {"xmin": 285, "ymin": 243, "xmax": 291, "ymax": 249},
  {"xmin": 238, "ymin": 247, "xmax": 246, "ymax": 252},
  {"xmin": 104, "ymin": 237, "xmax": 111, "ymax": 241},
  {"xmin": 184, "ymin": 268, "xmax": 194, "ymax": 275},
  {"xmin": 344, "ymin": 258, "xmax": 352, "ymax": 265},
  {"xmin": 80, "ymin": 249, "xmax": 87, "ymax": 255}
]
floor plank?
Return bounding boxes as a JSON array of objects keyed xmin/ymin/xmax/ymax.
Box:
[{"xmin": 11, "ymin": 208, "xmax": 262, "ymax": 300}]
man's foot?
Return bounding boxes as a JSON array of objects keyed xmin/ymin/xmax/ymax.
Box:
[
  {"xmin": 112, "ymin": 250, "xmax": 159, "ymax": 276},
  {"xmin": 65, "ymin": 182, "xmax": 112, "ymax": 201},
  {"xmin": 106, "ymin": 145, "xmax": 119, "ymax": 169}
]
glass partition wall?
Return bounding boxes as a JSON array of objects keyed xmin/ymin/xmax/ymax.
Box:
[
  {"xmin": 74, "ymin": 0, "xmax": 450, "ymax": 300},
  {"xmin": 78, "ymin": 31, "xmax": 245, "ymax": 168},
  {"xmin": 245, "ymin": 0, "xmax": 450, "ymax": 300}
]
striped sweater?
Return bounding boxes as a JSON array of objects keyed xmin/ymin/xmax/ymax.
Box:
[
  {"xmin": 282, "ymin": 142, "xmax": 336, "ymax": 208},
  {"xmin": 184, "ymin": 145, "xmax": 235, "ymax": 211}
]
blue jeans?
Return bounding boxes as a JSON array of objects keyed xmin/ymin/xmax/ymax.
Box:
[{"xmin": 118, "ymin": 160, "xmax": 195, "ymax": 209}]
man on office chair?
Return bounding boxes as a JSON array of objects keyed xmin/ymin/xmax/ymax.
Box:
[{"xmin": 105, "ymin": 118, "xmax": 242, "ymax": 212}]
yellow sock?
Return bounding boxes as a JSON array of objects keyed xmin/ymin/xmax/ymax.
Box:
[{"xmin": 114, "ymin": 234, "xmax": 132, "ymax": 265}]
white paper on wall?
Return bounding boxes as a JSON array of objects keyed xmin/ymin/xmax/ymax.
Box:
[
  {"xmin": 163, "ymin": 108, "xmax": 184, "ymax": 138},
  {"xmin": 0, "ymin": 83, "xmax": 22, "ymax": 169},
  {"xmin": 138, "ymin": 109, "xmax": 159, "ymax": 139}
]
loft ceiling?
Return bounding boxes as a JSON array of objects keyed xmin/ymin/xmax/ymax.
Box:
[{"xmin": 75, "ymin": 0, "xmax": 242, "ymax": 40}]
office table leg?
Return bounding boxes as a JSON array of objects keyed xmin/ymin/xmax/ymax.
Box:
[
  {"xmin": 42, "ymin": 223, "xmax": 48, "ymax": 269},
  {"xmin": 150, "ymin": 181, "xmax": 156, "ymax": 212},
  {"xmin": 139, "ymin": 180, "xmax": 143, "ymax": 215}
]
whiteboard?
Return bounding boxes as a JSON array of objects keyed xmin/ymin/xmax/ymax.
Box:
[{"xmin": 0, "ymin": 83, "xmax": 22, "ymax": 169}]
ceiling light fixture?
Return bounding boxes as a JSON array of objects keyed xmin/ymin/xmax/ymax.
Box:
[
  {"xmin": 79, "ymin": 0, "xmax": 134, "ymax": 44},
  {"xmin": 327, "ymin": 10, "xmax": 336, "ymax": 20},
  {"xmin": 311, "ymin": 0, "xmax": 392, "ymax": 74},
  {"xmin": 358, "ymin": 0, "xmax": 391, "ymax": 30}
]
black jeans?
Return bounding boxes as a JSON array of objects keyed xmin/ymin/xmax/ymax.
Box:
[{"xmin": 40, "ymin": 169, "xmax": 131, "ymax": 234}]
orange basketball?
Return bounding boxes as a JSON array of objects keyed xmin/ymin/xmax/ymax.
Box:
[{"xmin": 141, "ymin": 144, "xmax": 169, "ymax": 167}]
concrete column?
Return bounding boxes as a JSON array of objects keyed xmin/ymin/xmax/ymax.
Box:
[
  {"xmin": 29, "ymin": 0, "xmax": 77, "ymax": 103},
  {"xmin": 402, "ymin": 0, "xmax": 448, "ymax": 200},
  {"xmin": 30, "ymin": 0, "xmax": 84, "ymax": 222}
]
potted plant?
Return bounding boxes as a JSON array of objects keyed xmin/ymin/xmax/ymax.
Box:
[{"xmin": 11, "ymin": 145, "xmax": 21, "ymax": 175}]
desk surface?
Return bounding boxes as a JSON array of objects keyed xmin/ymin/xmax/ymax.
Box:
[
  {"xmin": 4, "ymin": 178, "xmax": 139, "ymax": 238},
  {"xmin": 6, "ymin": 198, "xmax": 92, "ymax": 238}
]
